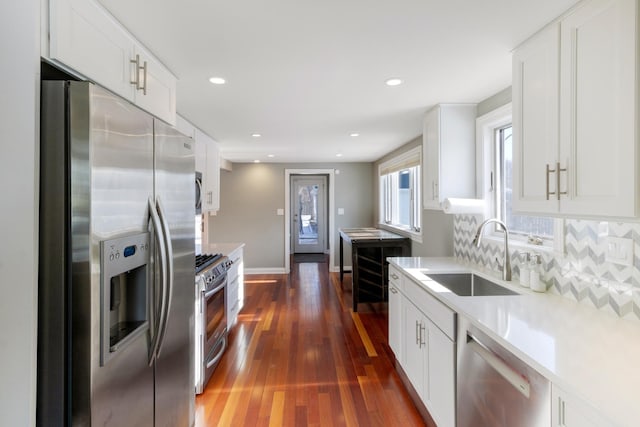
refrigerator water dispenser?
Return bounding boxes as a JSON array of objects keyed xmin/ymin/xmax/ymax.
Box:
[{"xmin": 100, "ymin": 232, "xmax": 150, "ymax": 365}]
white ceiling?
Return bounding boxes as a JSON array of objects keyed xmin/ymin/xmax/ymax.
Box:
[{"xmin": 98, "ymin": 0, "xmax": 578, "ymax": 163}]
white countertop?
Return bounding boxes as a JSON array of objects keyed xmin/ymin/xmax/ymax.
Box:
[
  {"xmin": 201, "ymin": 242, "xmax": 244, "ymax": 258},
  {"xmin": 388, "ymin": 257, "xmax": 640, "ymax": 427}
]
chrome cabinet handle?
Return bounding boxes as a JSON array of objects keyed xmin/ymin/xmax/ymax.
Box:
[
  {"xmin": 130, "ymin": 54, "xmax": 148, "ymax": 94},
  {"xmin": 389, "ymin": 287, "xmax": 398, "ymax": 294},
  {"xmin": 467, "ymin": 333, "xmax": 531, "ymax": 398},
  {"xmin": 390, "ymin": 273, "xmax": 399, "ymax": 280},
  {"xmin": 419, "ymin": 324, "xmax": 426, "ymax": 348},
  {"xmin": 556, "ymin": 162, "xmax": 567, "ymax": 200},
  {"xmin": 130, "ymin": 54, "xmax": 140, "ymax": 88},
  {"xmin": 208, "ymin": 191, "xmax": 213, "ymax": 204},
  {"xmin": 140, "ymin": 60, "xmax": 148, "ymax": 95},
  {"xmin": 415, "ymin": 321, "xmax": 420, "ymax": 345},
  {"xmin": 546, "ymin": 163, "xmax": 567, "ymax": 200},
  {"xmin": 546, "ymin": 163, "xmax": 556, "ymax": 200}
]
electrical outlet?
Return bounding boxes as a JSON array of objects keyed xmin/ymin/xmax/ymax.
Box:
[{"xmin": 605, "ymin": 237, "xmax": 634, "ymax": 266}]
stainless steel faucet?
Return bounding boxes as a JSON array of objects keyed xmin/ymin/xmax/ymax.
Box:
[{"xmin": 472, "ymin": 218, "xmax": 512, "ymax": 281}]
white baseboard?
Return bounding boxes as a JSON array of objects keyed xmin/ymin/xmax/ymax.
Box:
[{"xmin": 244, "ymin": 267, "xmax": 287, "ymax": 275}]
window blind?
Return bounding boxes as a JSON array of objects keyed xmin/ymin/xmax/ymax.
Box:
[{"xmin": 378, "ymin": 146, "xmax": 421, "ymax": 175}]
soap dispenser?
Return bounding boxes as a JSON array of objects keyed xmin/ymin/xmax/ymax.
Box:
[
  {"xmin": 519, "ymin": 252, "xmax": 531, "ymax": 288},
  {"xmin": 530, "ymin": 253, "xmax": 545, "ymax": 292}
]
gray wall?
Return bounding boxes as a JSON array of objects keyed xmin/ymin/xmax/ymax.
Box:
[
  {"xmin": 207, "ymin": 162, "xmax": 374, "ymax": 270},
  {"xmin": 0, "ymin": 1, "xmax": 40, "ymax": 425},
  {"xmin": 477, "ymin": 86, "xmax": 512, "ymax": 116}
]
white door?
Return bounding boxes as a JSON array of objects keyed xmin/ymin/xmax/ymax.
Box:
[{"xmin": 292, "ymin": 176, "xmax": 326, "ymax": 253}]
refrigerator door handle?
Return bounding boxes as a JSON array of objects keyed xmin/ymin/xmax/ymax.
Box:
[
  {"xmin": 155, "ymin": 196, "xmax": 174, "ymax": 359},
  {"xmin": 148, "ymin": 197, "xmax": 169, "ymax": 366}
]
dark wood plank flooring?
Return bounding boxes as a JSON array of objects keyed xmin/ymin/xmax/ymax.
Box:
[{"xmin": 195, "ymin": 261, "xmax": 430, "ymax": 426}]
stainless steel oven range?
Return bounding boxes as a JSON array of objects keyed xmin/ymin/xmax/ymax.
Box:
[{"xmin": 195, "ymin": 254, "xmax": 232, "ymax": 394}]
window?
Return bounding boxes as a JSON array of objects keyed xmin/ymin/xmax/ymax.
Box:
[
  {"xmin": 477, "ymin": 104, "xmax": 558, "ymax": 248},
  {"xmin": 379, "ymin": 147, "xmax": 421, "ymax": 235}
]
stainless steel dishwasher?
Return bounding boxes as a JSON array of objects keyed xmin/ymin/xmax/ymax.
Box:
[{"xmin": 457, "ymin": 316, "xmax": 550, "ymax": 427}]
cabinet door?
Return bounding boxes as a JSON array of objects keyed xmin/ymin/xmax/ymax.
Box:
[
  {"xmin": 49, "ymin": 0, "xmax": 135, "ymax": 101},
  {"xmin": 133, "ymin": 45, "xmax": 177, "ymax": 126},
  {"xmin": 205, "ymin": 141, "xmax": 220, "ymax": 212},
  {"xmin": 402, "ymin": 301, "xmax": 426, "ymax": 399},
  {"xmin": 512, "ymin": 23, "xmax": 560, "ymax": 214},
  {"xmin": 425, "ymin": 322, "xmax": 456, "ymax": 427},
  {"xmin": 195, "ymin": 130, "xmax": 221, "ymax": 212},
  {"xmin": 388, "ymin": 283, "xmax": 402, "ymax": 361},
  {"xmin": 552, "ymin": 384, "xmax": 612, "ymax": 427},
  {"xmin": 559, "ymin": 0, "xmax": 637, "ymax": 217},
  {"xmin": 422, "ymin": 107, "xmax": 441, "ymax": 209}
]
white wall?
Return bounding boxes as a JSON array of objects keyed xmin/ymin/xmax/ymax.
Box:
[{"xmin": 0, "ymin": 1, "xmax": 40, "ymax": 425}]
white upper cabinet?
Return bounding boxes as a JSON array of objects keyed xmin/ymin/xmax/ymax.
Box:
[
  {"xmin": 422, "ymin": 104, "xmax": 477, "ymax": 210},
  {"xmin": 195, "ymin": 129, "xmax": 220, "ymax": 213},
  {"xmin": 48, "ymin": 0, "xmax": 177, "ymax": 125},
  {"xmin": 512, "ymin": 23, "xmax": 560, "ymax": 214},
  {"xmin": 513, "ymin": 0, "xmax": 638, "ymax": 218},
  {"xmin": 131, "ymin": 44, "xmax": 177, "ymax": 126}
]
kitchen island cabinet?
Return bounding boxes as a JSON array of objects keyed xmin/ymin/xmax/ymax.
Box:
[{"xmin": 339, "ymin": 228, "xmax": 410, "ymax": 312}]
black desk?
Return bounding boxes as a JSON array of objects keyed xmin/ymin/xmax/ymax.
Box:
[{"xmin": 339, "ymin": 228, "xmax": 411, "ymax": 312}]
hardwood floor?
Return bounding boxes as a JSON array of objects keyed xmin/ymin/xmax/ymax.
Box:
[{"xmin": 195, "ymin": 261, "xmax": 430, "ymax": 427}]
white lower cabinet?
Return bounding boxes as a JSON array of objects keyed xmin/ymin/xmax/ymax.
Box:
[
  {"xmin": 226, "ymin": 246, "xmax": 244, "ymax": 329},
  {"xmin": 426, "ymin": 323, "xmax": 455, "ymax": 427},
  {"xmin": 390, "ymin": 269, "xmax": 456, "ymax": 427},
  {"xmin": 403, "ymin": 300, "xmax": 427, "ymax": 399},
  {"xmin": 551, "ymin": 384, "xmax": 613, "ymax": 427},
  {"xmin": 388, "ymin": 265, "xmax": 403, "ymax": 361}
]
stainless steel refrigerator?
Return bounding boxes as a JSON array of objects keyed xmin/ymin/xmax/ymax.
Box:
[{"xmin": 37, "ymin": 81, "xmax": 195, "ymax": 426}]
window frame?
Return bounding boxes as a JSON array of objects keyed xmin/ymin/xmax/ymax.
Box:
[
  {"xmin": 476, "ymin": 103, "xmax": 564, "ymax": 253},
  {"xmin": 378, "ymin": 146, "xmax": 422, "ymax": 242}
]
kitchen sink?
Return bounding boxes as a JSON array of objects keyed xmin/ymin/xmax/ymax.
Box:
[{"xmin": 423, "ymin": 273, "xmax": 519, "ymax": 297}]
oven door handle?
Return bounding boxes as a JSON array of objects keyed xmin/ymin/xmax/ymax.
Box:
[
  {"xmin": 206, "ymin": 335, "xmax": 227, "ymax": 369},
  {"xmin": 467, "ymin": 333, "xmax": 531, "ymax": 398},
  {"xmin": 148, "ymin": 197, "xmax": 168, "ymax": 366},
  {"xmin": 203, "ymin": 279, "xmax": 226, "ymax": 300},
  {"xmin": 155, "ymin": 196, "xmax": 174, "ymax": 359}
]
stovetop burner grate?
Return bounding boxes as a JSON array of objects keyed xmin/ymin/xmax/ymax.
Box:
[{"xmin": 195, "ymin": 253, "xmax": 222, "ymax": 273}]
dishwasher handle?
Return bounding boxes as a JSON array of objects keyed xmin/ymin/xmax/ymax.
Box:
[{"xmin": 467, "ymin": 333, "xmax": 531, "ymax": 398}]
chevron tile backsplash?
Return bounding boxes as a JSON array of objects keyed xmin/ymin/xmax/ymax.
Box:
[{"xmin": 453, "ymin": 215, "xmax": 640, "ymax": 322}]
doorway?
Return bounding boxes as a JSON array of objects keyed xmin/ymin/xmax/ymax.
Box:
[{"xmin": 291, "ymin": 175, "xmax": 327, "ymax": 254}]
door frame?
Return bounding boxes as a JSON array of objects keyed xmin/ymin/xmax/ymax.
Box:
[{"xmin": 284, "ymin": 169, "xmax": 335, "ymax": 274}]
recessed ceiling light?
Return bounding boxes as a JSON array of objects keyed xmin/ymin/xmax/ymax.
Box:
[
  {"xmin": 350, "ymin": 133, "xmax": 360, "ymax": 137},
  {"xmin": 385, "ymin": 78, "xmax": 403, "ymax": 86},
  {"xmin": 336, "ymin": 153, "xmax": 343, "ymax": 158},
  {"xmin": 267, "ymin": 154, "xmax": 275, "ymax": 158},
  {"xmin": 209, "ymin": 77, "xmax": 226, "ymax": 85},
  {"xmin": 251, "ymin": 133, "xmax": 262, "ymax": 138},
  {"xmin": 253, "ymin": 160, "xmax": 260, "ymax": 163}
]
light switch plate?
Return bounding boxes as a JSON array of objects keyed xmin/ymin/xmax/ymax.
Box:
[
  {"xmin": 276, "ymin": 208, "xmax": 284, "ymax": 216},
  {"xmin": 337, "ymin": 208, "xmax": 345, "ymax": 215},
  {"xmin": 605, "ymin": 237, "xmax": 634, "ymax": 266}
]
